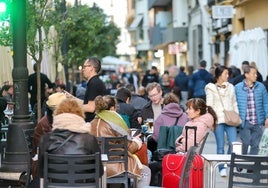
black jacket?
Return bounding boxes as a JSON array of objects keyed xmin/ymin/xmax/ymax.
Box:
[{"xmin": 38, "ymin": 129, "xmax": 103, "ymax": 177}]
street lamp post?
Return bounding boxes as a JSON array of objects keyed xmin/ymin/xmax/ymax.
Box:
[{"xmin": 0, "ymin": 0, "xmax": 35, "ymax": 172}]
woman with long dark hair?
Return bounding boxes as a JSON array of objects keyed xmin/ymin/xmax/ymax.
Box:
[{"xmin": 205, "ymin": 65, "xmax": 239, "ymax": 177}]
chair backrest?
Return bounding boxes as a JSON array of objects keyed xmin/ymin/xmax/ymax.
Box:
[
  {"xmin": 22, "ymin": 128, "xmax": 35, "ymax": 154},
  {"xmin": 178, "ymin": 146, "xmax": 199, "ymax": 188},
  {"xmin": 228, "ymin": 152, "xmax": 268, "ymax": 188},
  {"xmin": 102, "ymin": 136, "xmax": 128, "ymax": 186},
  {"xmin": 44, "ymin": 152, "xmax": 100, "ymax": 188},
  {"xmin": 197, "ymin": 131, "xmax": 209, "ymax": 154},
  {"xmin": 96, "ymin": 137, "xmax": 104, "ymax": 154},
  {"xmin": 21, "ymin": 128, "xmax": 35, "ymax": 187}
]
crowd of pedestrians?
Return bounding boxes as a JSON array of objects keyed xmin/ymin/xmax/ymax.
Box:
[{"xmin": 1, "ymin": 56, "xmax": 268, "ymax": 187}]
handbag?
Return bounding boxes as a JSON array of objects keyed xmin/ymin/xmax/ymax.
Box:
[
  {"xmin": 223, "ymin": 110, "xmax": 242, "ymax": 126},
  {"xmin": 135, "ymin": 142, "xmax": 149, "ymax": 165},
  {"xmin": 216, "ymin": 85, "xmax": 241, "ymax": 126}
]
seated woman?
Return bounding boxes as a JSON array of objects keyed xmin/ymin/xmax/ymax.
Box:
[
  {"xmin": 89, "ymin": 95, "xmax": 151, "ymax": 187},
  {"xmin": 152, "ymin": 92, "xmax": 188, "ymax": 143},
  {"xmin": 38, "ymin": 98, "xmax": 103, "ymax": 178},
  {"xmin": 175, "ymin": 98, "xmax": 217, "ymax": 152}
]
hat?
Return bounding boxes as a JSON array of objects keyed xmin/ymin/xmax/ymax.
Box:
[{"xmin": 46, "ymin": 92, "xmax": 67, "ymax": 110}]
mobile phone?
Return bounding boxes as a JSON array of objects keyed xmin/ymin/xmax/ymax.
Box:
[{"xmin": 132, "ymin": 129, "xmax": 142, "ymax": 137}]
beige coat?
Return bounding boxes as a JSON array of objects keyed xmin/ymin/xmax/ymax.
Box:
[
  {"xmin": 89, "ymin": 117, "xmax": 142, "ymax": 178},
  {"xmin": 205, "ymin": 82, "xmax": 239, "ymax": 124}
]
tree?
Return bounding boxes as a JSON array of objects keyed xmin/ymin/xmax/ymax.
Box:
[
  {"xmin": 0, "ymin": 0, "xmax": 12, "ymax": 46},
  {"xmin": 49, "ymin": 2, "xmax": 120, "ymax": 67},
  {"xmin": 0, "ymin": 1, "xmax": 121, "ymax": 122},
  {"xmin": 26, "ymin": 0, "xmax": 54, "ymax": 122}
]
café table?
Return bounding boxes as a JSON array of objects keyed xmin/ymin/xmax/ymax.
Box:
[{"xmin": 201, "ymin": 154, "xmax": 231, "ymax": 188}]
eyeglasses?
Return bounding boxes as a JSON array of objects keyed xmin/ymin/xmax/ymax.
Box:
[
  {"xmin": 83, "ymin": 64, "xmax": 92, "ymax": 69},
  {"xmin": 149, "ymin": 92, "xmax": 160, "ymax": 98}
]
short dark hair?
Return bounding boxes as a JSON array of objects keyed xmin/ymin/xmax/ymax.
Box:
[
  {"xmin": 116, "ymin": 87, "xmax": 131, "ymax": 102},
  {"xmin": 242, "ymin": 61, "xmax": 249, "ymax": 66},
  {"xmin": 126, "ymin": 84, "xmax": 135, "ymax": 93},
  {"xmin": 151, "ymin": 66, "xmax": 157, "ymax": 71},
  {"xmin": 199, "ymin": 60, "xmax": 207, "ymax": 68}
]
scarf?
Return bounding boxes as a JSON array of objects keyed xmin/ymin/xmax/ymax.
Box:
[
  {"xmin": 96, "ymin": 110, "xmax": 131, "ymax": 140},
  {"xmin": 52, "ymin": 113, "xmax": 91, "ymax": 134}
]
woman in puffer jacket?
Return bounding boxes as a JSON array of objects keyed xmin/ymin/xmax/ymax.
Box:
[{"xmin": 175, "ymin": 98, "xmax": 217, "ymax": 152}]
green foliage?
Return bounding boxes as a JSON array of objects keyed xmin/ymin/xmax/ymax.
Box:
[
  {"xmin": 0, "ymin": 0, "xmax": 11, "ymax": 46},
  {"xmin": 0, "ymin": 0, "xmax": 121, "ymax": 67},
  {"xmin": 48, "ymin": 3, "xmax": 120, "ymax": 67},
  {"xmin": 26, "ymin": 0, "xmax": 53, "ymax": 62}
]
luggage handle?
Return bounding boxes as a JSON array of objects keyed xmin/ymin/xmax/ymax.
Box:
[{"xmin": 185, "ymin": 126, "xmax": 197, "ymax": 152}]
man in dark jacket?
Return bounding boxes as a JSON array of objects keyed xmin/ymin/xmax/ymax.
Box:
[
  {"xmin": 174, "ymin": 66, "xmax": 189, "ymax": 109},
  {"xmin": 142, "ymin": 66, "xmax": 159, "ymax": 87},
  {"xmin": 188, "ymin": 60, "xmax": 212, "ymax": 101},
  {"xmin": 116, "ymin": 87, "xmax": 141, "ymax": 129},
  {"xmin": 28, "ymin": 63, "xmax": 54, "ymax": 111}
]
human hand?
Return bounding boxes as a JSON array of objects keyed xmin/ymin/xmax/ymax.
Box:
[{"xmin": 63, "ymin": 90, "xmax": 74, "ymax": 99}]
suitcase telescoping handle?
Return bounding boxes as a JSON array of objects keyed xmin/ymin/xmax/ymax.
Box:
[{"xmin": 185, "ymin": 126, "xmax": 197, "ymax": 152}]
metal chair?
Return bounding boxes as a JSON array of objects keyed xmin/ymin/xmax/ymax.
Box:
[
  {"xmin": 43, "ymin": 152, "xmax": 100, "ymax": 188},
  {"xmin": 20, "ymin": 128, "xmax": 35, "ymax": 188},
  {"xmin": 197, "ymin": 131, "xmax": 209, "ymax": 154},
  {"xmin": 102, "ymin": 136, "xmax": 137, "ymax": 188},
  {"xmin": 178, "ymin": 145, "xmax": 199, "ymax": 188},
  {"xmin": 228, "ymin": 152, "xmax": 268, "ymax": 188}
]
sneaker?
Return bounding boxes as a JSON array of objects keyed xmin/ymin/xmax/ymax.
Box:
[{"xmin": 220, "ymin": 168, "xmax": 227, "ymax": 177}]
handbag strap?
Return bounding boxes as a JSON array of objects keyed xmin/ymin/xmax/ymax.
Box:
[
  {"xmin": 54, "ymin": 133, "xmax": 74, "ymax": 152},
  {"xmin": 174, "ymin": 117, "xmax": 179, "ymax": 126},
  {"xmin": 216, "ymin": 85, "xmax": 225, "ymax": 110}
]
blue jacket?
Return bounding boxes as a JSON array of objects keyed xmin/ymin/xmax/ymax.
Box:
[
  {"xmin": 174, "ymin": 72, "xmax": 189, "ymax": 91},
  {"xmin": 188, "ymin": 69, "xmax": 211, "ymax": 97},
  {"xmin": 235, "ymin": 80, "xmax": 268, "ymax": 128}
]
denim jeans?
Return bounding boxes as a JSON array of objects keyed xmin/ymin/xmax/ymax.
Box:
[
  {"xmin": 214, "ymin": 123, "xmax": 237, "ymax": 171},
  {"xmin": 240, "ymin": 121, "xmax": 263, "ymax": 155}
]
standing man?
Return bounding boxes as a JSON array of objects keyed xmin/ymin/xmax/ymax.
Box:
[
  {"xmin": 82, "ymin": 57, "xmax": 106, "ymax": 122},
  {"xmin": 142, "ymin": 66, "xmax": 160, "ymax": 87},
  {"xmin": 28, "ymin": 63, "xmax": 54, "ymax": 113},
  {"xmin": 174, "ymin": 66, "xmax": 189, "ymax": 109},
  {"xmin": 235, "ymin": 65, "xmax": 268, "ymax": 155},
  {"xmin": 188, "ymin": 60, "xmax": 212, "ymax": 101}
]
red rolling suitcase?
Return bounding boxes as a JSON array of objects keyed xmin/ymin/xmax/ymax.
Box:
[{"xmin": 162, "ymin": 126, "xmax": 204, "ymax": 188}]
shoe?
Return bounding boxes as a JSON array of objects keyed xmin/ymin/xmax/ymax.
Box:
[{"xmin": 220, "ymin": 168, "xmax": 227, "ymax": 177}]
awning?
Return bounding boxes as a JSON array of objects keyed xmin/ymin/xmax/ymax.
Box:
[{"xmin": 129, "ymin": 14, "xmax": 143, "ymax": 30}]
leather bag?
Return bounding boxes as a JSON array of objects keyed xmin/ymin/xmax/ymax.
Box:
[
  {"xmin": 216, "ymin": 85, "xmax": 242, "ymax": 127},
  {"xmin": 223, "ymin": 110, "xmax": 242, "ymax": 127}
]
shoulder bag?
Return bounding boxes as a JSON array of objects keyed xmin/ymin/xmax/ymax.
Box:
[{"xmin": 216, "ymin": 85, "xmax": 241, "ymax": 127}]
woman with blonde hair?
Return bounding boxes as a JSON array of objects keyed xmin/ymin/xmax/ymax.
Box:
[{"xmin": 38, "ymin": 98, "xmax": 103, "ymax": 179}]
